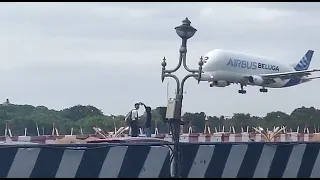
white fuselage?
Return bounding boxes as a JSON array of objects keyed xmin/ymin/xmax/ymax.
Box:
[{"xmin": 202, "ymin": 49, "xmax": 307, "ymax": 88}]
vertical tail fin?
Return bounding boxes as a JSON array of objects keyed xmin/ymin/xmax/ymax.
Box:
[{"xmin": 294, "ymin": 50, "xmax": 314, "ymax": 71}]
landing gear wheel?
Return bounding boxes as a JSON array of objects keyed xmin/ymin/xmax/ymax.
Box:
[
  {"xmin": 238, "ymin": 84, "xmax": 246, "ymax": 94},
  {"xmin": 259, "ymin": 88, "xmax": 268, "ymax": 93},
  {"xmin": 210, "ymin": 83, "xmax": 214, "ymax": 87}
]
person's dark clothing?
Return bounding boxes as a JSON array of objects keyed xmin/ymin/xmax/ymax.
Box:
[
  {"xmin": 145, "ymin": 111, "xmax": 151, "ymax": 128},
  {"xmin": 130, "ymin": 120, "xmax": 139, "ymax": 137}
]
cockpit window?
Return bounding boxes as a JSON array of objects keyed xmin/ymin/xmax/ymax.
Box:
[{"xmin": 204, "ymin": 56, "xmax": 209, "ymax": 63}]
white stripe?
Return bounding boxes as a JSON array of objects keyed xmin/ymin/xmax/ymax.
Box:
[
  {"xmin": 64, "ymin": 135, "xmax": 76, "ymax": 138},
  {"xmin": 55, "ymin": 149, "xmax": 85, "ymax": 178},
  {"xmin": 139, "ymin": 146, "xmax": 169, "ymax": 178},
  {"xmin": 301, "ymin": 60, "xmax": 307, "ymax": 66},
  {"xmin": 302, "ymin": 56, "xmax": 308, "ymax": 64},
  {"xmin": 7, "ymin": 148, "xmax": 41, "ymax": 178},
  {"xmin": 188, "ymin": 145, "xmax": 215, "ymax": 178},
  {"xmin": 17, "ymin": 136, "xmax": 31, "ymax": 142},
  {"xmin": 282, "ymin": 144, "xmax": 306, "ymax": 178},
  {"xmin": 222, "ymin": 145, "xmax": 248, "ymax": 178},
  {"xmin": 198, "ymin": 135, "xmax": 206, "ymax": 142},
  {"xmin": 310, "ymin": 147, "xmax": 320, "ymax": 178},
  {"xmin": 99, "ymin": 146, "xmax": 128, "ymax": 178},
  {"xmin": 253, "ymin": 144, "xmax": 276, "ymax": 178}
]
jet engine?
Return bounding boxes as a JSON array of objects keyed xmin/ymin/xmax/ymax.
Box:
[
  {"xmin": 210, "ymin": 80, "xmax": 230, "ymax": 87},
  {"xmin": 248, "ymin": 75, "xmax": 264, "ymax": 86}
]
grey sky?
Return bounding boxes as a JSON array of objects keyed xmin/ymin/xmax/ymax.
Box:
[{"xmin": 1, "ymin": 2, "xmax": 320, "ymax": 117}]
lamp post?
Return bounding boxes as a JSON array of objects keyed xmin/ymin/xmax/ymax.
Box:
[{"xmin": 161, "ymin": 18, "xmax": 203, "ymax": 178}]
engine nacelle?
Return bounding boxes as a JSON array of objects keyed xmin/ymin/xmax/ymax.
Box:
[
  {"xmin": 248, "ymin": 75, "xmax": 264, "ymax": 86},
  {"xmin": 212, "ymin": 80, "xmax": 230, "ymax": 87}
]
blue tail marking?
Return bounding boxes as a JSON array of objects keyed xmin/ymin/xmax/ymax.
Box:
[{"xmin": 294, "ymin": 50, "xmax": 314, "ymax": 71}]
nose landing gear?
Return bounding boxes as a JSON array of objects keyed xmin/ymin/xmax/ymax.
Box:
[
  {"xmin": 259, "ymin": 87, "xmax": 268, "ymax": 93},
  {"xmin": 238, "ymin": 84, "xmax": 246, "ymax": 94}
]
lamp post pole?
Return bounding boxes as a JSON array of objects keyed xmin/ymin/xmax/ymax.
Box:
[{"xmin": 161, "ymin": 18, "xmax": 203, "ymax": 178}]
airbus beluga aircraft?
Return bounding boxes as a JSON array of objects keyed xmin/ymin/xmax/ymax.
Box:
[{"xmin": 199, "ymin": 49, "xmax": 320, "ymax": 94}]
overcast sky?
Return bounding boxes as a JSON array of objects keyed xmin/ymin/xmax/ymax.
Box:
[{"xmin": 1, "ymin": 2, "xmax": 320, "ymax": 117}]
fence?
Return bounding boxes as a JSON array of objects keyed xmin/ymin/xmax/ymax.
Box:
[
  {"xmin": 156, "ymin": 133, "xmax": 315, "ymax": 142},
  {"xmin": 1, "ymin": 142, "xmax": 320, "ymax": 178},
  {"xmin": 1, "ymin": 132, "xmax": 319, "ymax": 144},
  {"xmin": 3, "ymin": 123, "xmax": 319, "ymax": 143}
]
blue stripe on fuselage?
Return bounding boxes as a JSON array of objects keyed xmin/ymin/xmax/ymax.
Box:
[{"xmin": 282, "ymin": 78, "xmax": 301, "ymax": 87}]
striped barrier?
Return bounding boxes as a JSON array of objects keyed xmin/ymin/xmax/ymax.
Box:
[
  {"xmin": 0, "ymin": 144, "xmax": 171, "ymax": 178},
  {"xmin": 1, "ymin": 142, "xmax": 320, "ymax": 178},
  {"xmin": 180, "ymin": 142, "xmax": 320, "ymax": 178}
]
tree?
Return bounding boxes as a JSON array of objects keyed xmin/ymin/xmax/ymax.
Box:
[
  {"xmin": 0, "ymin": 103, "xmax": 318, "ymax": 135},
  {"xmin": 61, "ymin": 105, "xmax": 103, "ymax": 121}
]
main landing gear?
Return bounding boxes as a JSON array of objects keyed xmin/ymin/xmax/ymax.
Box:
[
  {"xmin": 238, "ymin": 84, "xmax": 268, "ymax": 94},
  {"xmin": 259, "ymin": 87, "xmax": 268, "ymax": 93},
  {"xmin": 238, "ymin": 84, "xmax": 246, "ymax": 94}
]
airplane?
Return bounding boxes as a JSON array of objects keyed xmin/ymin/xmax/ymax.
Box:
[{"xmin": 199, "ymin": 49, "xmax": 320, "ymax": 94}]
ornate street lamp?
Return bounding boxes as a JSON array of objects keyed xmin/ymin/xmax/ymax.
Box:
[{"xmin": 161, "ymin": 17, "xmax": 203, "ymax": 178}]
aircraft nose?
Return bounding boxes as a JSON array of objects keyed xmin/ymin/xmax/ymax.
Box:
[
  {"xmin": 202, "ymin": 61, "xmax": 210, "ymax": 72},
  {"xmin": 194, "ymin": 73, "xmax": 212, "ymax": 81}
]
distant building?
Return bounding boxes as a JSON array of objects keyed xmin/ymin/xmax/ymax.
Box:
[{"xmin": 2, "ymin": 99, "xmax": 11, "ymax": 106}]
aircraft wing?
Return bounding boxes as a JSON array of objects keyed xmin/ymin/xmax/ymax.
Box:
[
  {"xmin": 306, "ymin": 76, "xmax": 320, "ymax": 80},
  {"xmin": 246, "ymin": 69, "xmax": 320, "ymax": 81}
]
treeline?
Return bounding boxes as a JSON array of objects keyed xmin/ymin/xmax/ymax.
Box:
[{"xmin": 0, "ymin": 103, "xmax": 318, "ymax": 136}]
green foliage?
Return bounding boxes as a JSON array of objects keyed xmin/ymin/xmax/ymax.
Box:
[
  {"xmin": 61, "ymin": 105, "xmax": 103, "ymax": 121},
  {"xmin": 0, "ymin": 103, "xmax": 319, "ymax": 135}
]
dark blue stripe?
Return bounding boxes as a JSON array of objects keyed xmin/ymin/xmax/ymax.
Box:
[
  {"xmin": 75, "ymin": 146, "xmax": 110, "ymax": 178},
  {"xmin": 237, "ymin": 143, "xmax": 264, "ymax": 178},
  {"xmin": 30, "ymin": 147, "xmax": 65, "ymax": 178},
  {"xmin": 204, "ymin": 144, "xmax": 232, "ymax": 178},
  {"xmin": 158, "ymin": 151, "xmax": 171, "ymax": 178},
  {"xmin": 118, "ymin": 145, "xmax": 150, "ymax": 178},
  {"xmin": 268, "ymin": 144, "xmax": 294, "ymax": 178},
  {"xmin": 180, "ymin": 144, "xmax": 200, "ymax": 178},
  {"xmin": 283, "ymin": 78, "xmax": 301, "ymax": 87},
  {"xmin": 297, "ymin": 143, "xmax": 320, "ymax": 178},
  {"xmin": 0, "ymin": 147, "xmax": 18, "ymax": 178}
]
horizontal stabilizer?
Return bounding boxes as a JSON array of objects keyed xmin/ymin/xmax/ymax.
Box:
[{"xmin": 306, "ymin": 76, "xmax": 320, "ymax": 80}]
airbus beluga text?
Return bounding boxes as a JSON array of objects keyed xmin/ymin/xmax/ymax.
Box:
[{"xmin": 198, "ymin": 49, "xmax": 320, "ymax": 94}]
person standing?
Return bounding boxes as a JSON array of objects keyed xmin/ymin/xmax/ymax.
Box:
[
  {"xmin": 141, "ymin": 103, "xmax": 152, "ymax": 138},
  {"xmin": 129, "ymin": 103, "xmax": 140, "ymax": 137}
]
